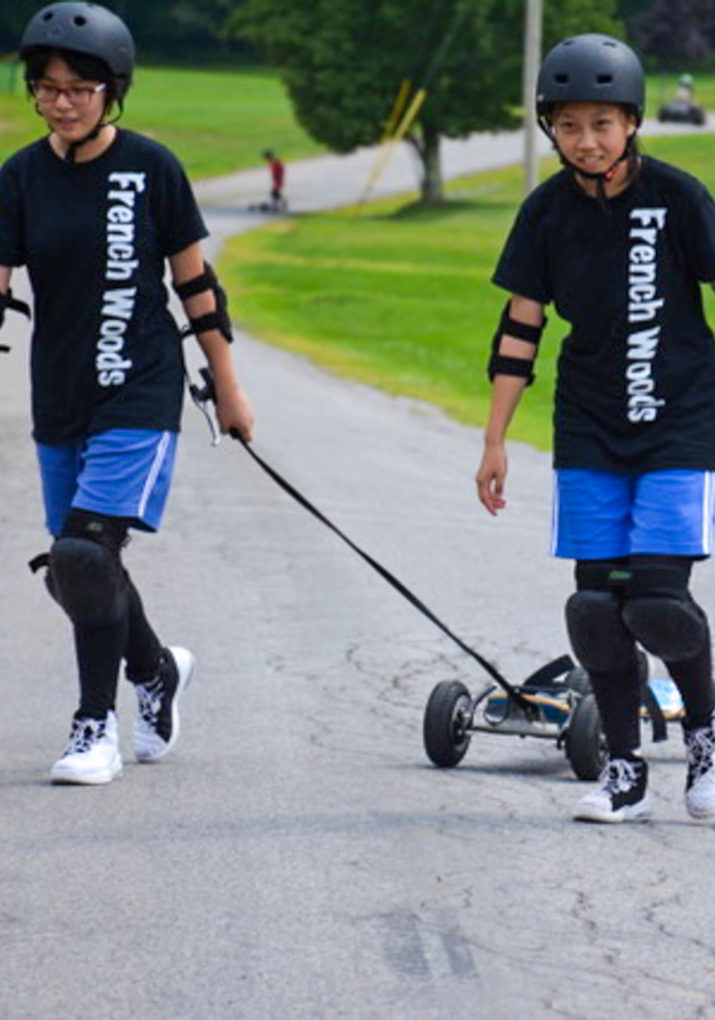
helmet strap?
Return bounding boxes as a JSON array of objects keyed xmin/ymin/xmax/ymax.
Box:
[
  {"xmin": 546, "ymin": 129, "xmax": 638, "ymax": 197},
  {"xmin": 65, "ymin": 118, "xmax": 106, "ymax": 164},
  {"xmin": 52, "ymin": 96, "xmax": 123, "ymax": 164}
]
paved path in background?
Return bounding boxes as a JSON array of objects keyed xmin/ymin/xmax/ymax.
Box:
[
  {"xmin": 3, "ymin": 121, "xmax": 715, "ymax": 1019},
  {"xmin": 194, "ymin": 113, "xmax": 715, "ymax": 211}
]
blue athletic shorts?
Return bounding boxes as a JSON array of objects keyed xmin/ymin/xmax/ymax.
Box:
[
  {"xmin": 36, "ymin": 428, "xmax": 178, "ymax": 537},
  {"xmin": 551, "ymin": 468, "xmax": 715, "ymax": 560}
]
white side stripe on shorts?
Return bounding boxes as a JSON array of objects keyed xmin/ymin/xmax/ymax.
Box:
[
  {"xmin": 702, "ymin": 471, "xmax": 715, "ymax": 556},
  {"xmin": 550, "ymin": 471, "xmax": 560, "ymax": 556},
  {"xmin": 137, "ymin": 431, "xmax": 172, "ymax": 520}
]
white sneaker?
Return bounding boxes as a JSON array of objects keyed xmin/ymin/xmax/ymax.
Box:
[
  {"xmin": 132, "ymin": 646, "xmax": 195, "ymax": 763},
  {"xmin": 684, "ymin": 720, "xmax": 715, "ymax": 818},
  {"xmin": 50, "ymin": 711, "xmax": 122, "ymax": 785},
  {"xmin": 573, "ymin": 756, "xmax": 651, "ymax": 823}
]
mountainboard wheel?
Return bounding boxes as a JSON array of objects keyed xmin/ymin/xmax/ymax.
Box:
[
  {"xmin": 423, "ymin": 680, "xmax": 472, "ymax": 767},
  {"xmin": 566, "ymin": 692, "xmax": 607, "ymax": 780}
]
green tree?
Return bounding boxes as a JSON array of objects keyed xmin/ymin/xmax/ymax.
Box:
[
  {"xmin": 0, "ymin": 1, "xmax": 252, "ymax": 62},
  {"xmin": 0, "ymin": 1, "xmax": 46, "ymax": 53},
  {"xmin": 629, "ymin": 0, "xmax": 715, "ymax": 66},
  {"xmin": 121, "ymin": 0, "xmax": 252, "ymax": 60},
  {"xmin": 232, "ymin": 0, "xmax": 621, "ymax": 203},
  {"xmin": 618, "ymin": 0, "xmax": 654, "ymax": 18}
]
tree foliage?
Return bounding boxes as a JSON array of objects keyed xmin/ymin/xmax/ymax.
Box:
[
  {"xmin": 629, "ymin": 0, "xmax": 715, "ymax": 66},
  {"xmin": 0, "ymin": 0, "xmax": 43, "ymax": 52},
  {"xmin": 232, "ymin": 0, "xmax": 621, "ymax": 201},
  {"xmin": 0, "ymin": 0, "xmax": 252, "ymax": 60},
  {"xmin": 617, "ymin": 0, "xmax": 654, "ymax": 19}
]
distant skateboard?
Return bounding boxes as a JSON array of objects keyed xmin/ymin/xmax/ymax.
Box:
[{"xmin": 247, "ymin": 197, "xmax": 288, "ymax": 214}]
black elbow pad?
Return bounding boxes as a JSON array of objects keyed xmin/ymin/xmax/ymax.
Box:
[{"xmin": 174, "ymin": 261, "xmax": 233, "ymax": 343}]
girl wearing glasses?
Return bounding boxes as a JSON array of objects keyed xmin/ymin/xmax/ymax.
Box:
[{"xmin": 0, "ymin": 2, "xmax": 254, "ymax": 784}]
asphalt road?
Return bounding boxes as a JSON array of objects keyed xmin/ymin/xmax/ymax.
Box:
[{"xmin": 3, "ymin": 124, "xmax": 715, "ymax": 1020}]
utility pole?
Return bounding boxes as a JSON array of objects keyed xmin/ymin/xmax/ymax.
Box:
[{"xmin": 522, "ymin": 0, "xmax": 542, "ymax": 195}]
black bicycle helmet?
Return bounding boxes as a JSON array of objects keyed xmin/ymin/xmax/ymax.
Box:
[
  {"xmin": 537, "ymin": 34, "xmax": 645, "ymax": 130},
  {"xmin": 20, "ymin": 2, "xmax": 134, "ymax": 99}
]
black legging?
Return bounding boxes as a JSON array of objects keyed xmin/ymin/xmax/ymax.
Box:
[
  {"xmin": 576, "ymin": 554, "xmax": 715, "ymax": 757},
  {"xmin": 74, "ymin": 575, "xmax": 164, "ymax": 718},
  {"xmin": 55, "ymin": 509, "xmax": 164, "ymax": 719}
]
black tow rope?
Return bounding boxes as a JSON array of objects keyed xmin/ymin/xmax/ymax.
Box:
[{"xmin": 190, "ymin": 367, "xmax": 569, "ymax": 713}]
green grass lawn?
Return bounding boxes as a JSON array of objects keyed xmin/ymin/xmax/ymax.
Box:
[
  {"xmin": 0, "ymin": 64, "xmax": 324, "ymax": 176},
  {"xmin": 220, "ymin": 134, "xmax": 715, "ymax": 452}
]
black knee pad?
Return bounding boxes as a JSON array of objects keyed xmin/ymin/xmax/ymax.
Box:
[
  {"xmin": 49, "ymin": 510, "xmax": 128, "ymax": 626},
  {"xmin": 622, "ymin": 556, "xmax": 708, "ymax": 662},
  {"xmin": 566, "ymin": 589, "xmax": 636, "ymax": 672},
  {"xmin": 623, "ymin": 597, "xmax": 708, "ymax": 661}
]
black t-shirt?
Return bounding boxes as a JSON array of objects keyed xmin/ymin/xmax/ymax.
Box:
[
  {"xmin": 493, "ymin": 156, "xmax": 715, "ymax": 471},
  {"xmin": 0, "ymin": 128, "xmax": 208, "ymax": 443}
]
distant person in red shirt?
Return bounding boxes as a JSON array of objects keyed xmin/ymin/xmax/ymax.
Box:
[{"xmin": 261, "ymin": 149, "xmax": 286, "ymax": 210}]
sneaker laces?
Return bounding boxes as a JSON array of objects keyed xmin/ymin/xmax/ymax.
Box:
[
  {"xmin": 136, "ymin": 678, "xmax": 164, "ymax": 727},
  {"xmin": 684, "ymin": 726, "xmax": 715, "ymax": 784},
  {"xmin": 64, "ymin": 717, "xmax": 106, "ymax": 755},
  {"xmin": 599, "ymin": 757, "xmax": 642, "ymax": 795}
]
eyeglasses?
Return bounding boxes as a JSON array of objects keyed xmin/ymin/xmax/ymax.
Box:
[{"xmin": 30, "ymin": 81, "xmax": 107, "ymax": 107}]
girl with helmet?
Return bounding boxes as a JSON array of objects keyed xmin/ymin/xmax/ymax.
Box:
[
  {"xmin": 476, "ymin": 34, "xmax": 715, "ymax": 823},
  {"xmin": 0, "ymin": 2, "xmax": 254, "ymax": 784}
]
